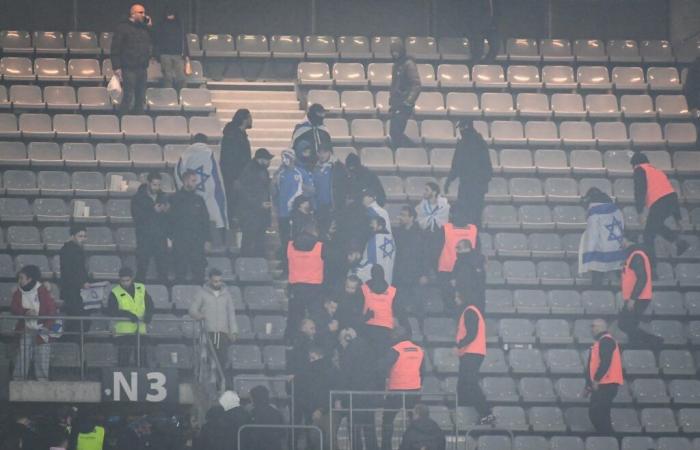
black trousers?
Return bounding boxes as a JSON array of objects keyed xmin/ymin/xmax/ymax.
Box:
[
  {"xmin": 135, "ymin": 237, "xmax": 169, "ymax": 282},
  {"xmin": 589, "ymin": 384, "xmax": 618, "ymax": 434},
  {"xmin": 467, "ymin": 25, "xmax": 499, "ymax": 62},
  {"xmin": 389, "ymin": 105, "xmax": 415, "ymax": 149},
  {"xmin": 381, "ymin": 391, "xmax": 419, "ymax": 450},
  {"xmin": 456, "ymin": 187, "xmax": 486, "ymax": 227},
  {"xmin": 119, "ymin": 67, "xmax": 147, "ymax": 114},
  {"xmin": 618, "ymin": 300, "xmax": 662, "ymax": 348},
  {"xmin": 644, "ymin": 193, "xmax": 681, "ymax": 263},
  {"xmin": 458, "ymin": 353, "xmax": 491, "ymax": 417},
  {"xmin": 117, "ymin": 334, "xmax": 148, "ymax": 367},
  {"xmin": 172, "ymin": 239, "xmax": 206, "ymax": 285},
  {"xmin": 240, "ymin": 222, "xmax": 267, "ymax": 257},
  {"xmin": 278, "ymin": 217, "xmax": 291, "ymax": 269},
  {"xmin": 285, "ymin": 283, "xmax": 323, "ymax": 341}
]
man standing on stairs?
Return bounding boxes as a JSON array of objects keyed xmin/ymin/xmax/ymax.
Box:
[
  {"xmin": 388, "ymin": 40, "xmax": 421, "ymax": 149},
  {"xmin": 237, "ymin": 148, "xmax": 274, "ymax": 257},
  {"xmin": 618, "ymin": 236, "xmax": 664, "ymax": 349},
  {"xmin": 131, "ymin": 171, "xmax": 169, "ymax": 282},
  {"xmin": 631, "ymin": 151, "xmax": 689, "ymax": 266},
  {"xmin": 585, "ymin": 318, "xmax": 623, "ymax": 434},
  {"xmin": 221, "ymin": 108, "xmax": 253, "ymax": 229},
  {"xmin": 292, "ymin": 103, "xmax": 331, "ymax": 164}
]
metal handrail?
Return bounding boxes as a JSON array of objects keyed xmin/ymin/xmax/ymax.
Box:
[{"xmin": 237, "ymin": 423, "xmax": 324, "ymax": 450}]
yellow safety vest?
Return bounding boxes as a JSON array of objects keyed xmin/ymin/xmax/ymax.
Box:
[
  {"xmin": 76, "ymin": 426, "xmax": 105, "ymax": 450},
  {"xmin": 113, "ymin": 284, "xmax": 147, "ymax": 335}
]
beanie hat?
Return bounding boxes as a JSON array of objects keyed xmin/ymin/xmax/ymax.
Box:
[{"xmin": 218, "ymin": 390, "xmax": 240, "ymax": 412}]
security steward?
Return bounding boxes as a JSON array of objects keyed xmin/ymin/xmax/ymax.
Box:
[
  {"xmin": 380, "ymin": 325, "xmax": 424, "ymax": 450},
  {"xmin": 362, "ymin": 264, "xmax": 397, "ymax": 353},
  {"xmin": 585, "ymin": 318, "xmax": 623, "ymax": 434},
  {"xmin": 631, "ymin": 151, "xmax": 688, "ymax": 265},
  {"xmin": 107, "ymin": 267, "xmax": 154, "ymax": 366},
  {"xmin": 285, "ymin": 224, "xmax": 326, "ymax": 341},
  {"xmin": 437, "ymin": 210, "xmax": 478, "ymax": 306},
  {"xmin": 455, "ymin": 300, "xmax": 495, "ymax": 426},
  {"xmin": 75, "ymin": 423, "xmax": 105, "ymax": 450},
  {"xmin": 619, "ymin": 237, "xmax": 664, "ymax": 348}
]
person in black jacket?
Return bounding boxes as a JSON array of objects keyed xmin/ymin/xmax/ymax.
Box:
[
  {"xmin": 684, "ymin": 56, "xmax": 700, "ymax": 113},
  {"xmin": 398, "ymin": 404, "xmax": 446, "ymax": 450},
  {"xmin": 247, "ymin": 385, "xmax": 286, "ymax": 450},
  {"xmin": 452, "ymin": 240, "xmax": 487, "ymax": 314},
  {"xmin": 2, "ymin": 413, "xmax": 41, "ymax": 450},
  {"xmin": 59, "ymin": 225, "xmax": 89, "ymax": 336},
  {"xmin": 336, "ymin": 275, "xmax": 365, "ymax": 332},
  {"xmin": 445, "ymin": 120, "xmax": 493, "ymax": 226},
  {"xmin": 131, "ymin": 172, "xmax": 170, "ymax": 282},
  {"xmin": 292, "ymin": 103, "xmax": 332, "ymax": 164},
  {"xmin": 111, "ymin": 3, "xmax": 153, "ymax": 114},
  {"xmin": 237, "ymin": 148, "xmax": 274, "ymax": 257},
  {"xmin": 168, "ymin": 170, "xmax": 210, "ymax": 284},
  {"xmin": 154, "ymin": 6, "xmax": 187, "ymax": 91},
  {"xmin": 394, "ymin": 206, "xmax": 428, "ymax": 316},
  {"xmin": 314, "ymin": 144, "xmax": 349, "ymax": 233},
  {"xmin": 465, "ymin": 0, "xmax": 500, "ymax": 62},
  {"xmin": 346, "ymin": 153, "xmax": 386, "ymax": 206},
  {"xmin": 221, "ymin": 109, "xmax": 253, "ymax": 227},
  {"xmin": 196, "ymin": 391, "xmax": 250, "ymax": 450},
  {"xmin": 389, "ymin": 41, "xmax": 421, "ymax": 149}
]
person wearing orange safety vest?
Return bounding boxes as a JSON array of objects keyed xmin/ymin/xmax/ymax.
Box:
[
  {"xmin": 362, "ymin": 264, "xmax": 399, "ymax": 353},
  {"xmin": 631, "ymin": 152, "xmax": 689, "ymax": 266},
  {"xmin": 285, "ymin": 224, "xmax": 327, "ymax": 342},
  {"xmin": 455, "ymin": 300, "xmax": 495, "ymax": 426},
  {"xmin": 585, "ymin": 318, "xmax": 623, "ymax": 434},
  {"xmin": 380, "ymin": 325, "xmax": 425, "ymax": 450},
  {"xmin": 436, "ymin": 210, "xmax": 479, "ymax": 311},
  {"xmin": 618, "ymin": 237, "xmax": 664, "ymax": 349}
]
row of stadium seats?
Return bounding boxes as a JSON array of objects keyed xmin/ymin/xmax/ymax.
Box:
[
  {"xmin": 298, "ymin": 62, "xmax": 684, "ymax": 91},
  {"xmin": 0, "ymin": 86, "xmax": 213, "ymax": 113},
  {"xmin": 309, "ymin": 90, "xmax": 691, "ymax": 120},
  {"xmin": 461, "ymin": 435, "xmax": 700, "ymax": 450}
]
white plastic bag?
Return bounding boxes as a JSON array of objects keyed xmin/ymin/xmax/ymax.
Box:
[{"xmin": 107, "ymin": 75, "xmax": 123, "ymax": 104}]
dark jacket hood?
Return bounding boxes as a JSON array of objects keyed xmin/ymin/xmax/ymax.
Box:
[
  {"xmin": 293, "ymin": 232, "xmax": 320, "ymax": 252},
  {"xmin": 410, "ymin": 417, "xmax": 443, "ymax": 435}
]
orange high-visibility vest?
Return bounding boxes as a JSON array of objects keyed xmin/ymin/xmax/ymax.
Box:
[
  {"xmin": 589, "ymin": 333, "xmax": 623, "ymax": 385},
  {"xmin": 621, "ymin": 249, "xmax": 652, "ymax": 301},
  {"xmin": 637, "ymin": 163, "xmax": 674, "ymax": 209},
  {"xmin": 438, "ymin": 223, "xmax": 478, "ymax": 272},
  {"xmin": 387, "ymin": 340, "xmax": 424, "ymax": 390},
  {"xmin": 455, "ymin": 305, "xmax": 486, "ymax": 356},
  {"xmin": 361, "ymin": 284, "xmax": 396, "ymax": 329},
  {"xmin": 288, "ymin": 242, "xmax": 324, "ymax": 285}
]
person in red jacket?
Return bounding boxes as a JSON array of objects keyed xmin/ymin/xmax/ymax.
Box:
[
  {"xmin": 11, "ymin": 265, "xmax": 57, "ymax": 381},
  {"xmin": 586, "ymin": 319, "xmax": 624, "ymax": 434},
  {"xmin": 631, "ymin": 152, "xmax": 689, "ymax": 265}
]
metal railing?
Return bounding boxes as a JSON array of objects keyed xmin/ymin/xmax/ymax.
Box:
[{"xmin": 329, "ymin": 389, "xmax": 459, "ymax": 450}]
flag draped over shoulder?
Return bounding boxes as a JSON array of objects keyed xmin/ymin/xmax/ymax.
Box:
[
  {"xmin": 175, "ymin": 143, "xmax": 229, "ymax": 229},
  {"xmin": 352, "ymin": 232, "xmax": 396, "ymax": 284},
  {"xmin": 578, "ymin": 202, "xmax": 625, "ymax": 273}
]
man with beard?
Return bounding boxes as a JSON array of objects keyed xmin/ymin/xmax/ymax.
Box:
[
  {"xmin": 131, "ymin": 171, "xmax": 169, "ymax": 282},
  {"xmin": 292, "ymin": 103, "xmax": 332, "ymax": 164},
  {"xmin": 59, "ymin": 225, "xmax": 90, "ymax": 335},
  {"xmin": 388, "ymin": 40, "xmax": 421, "ymax": 149}
]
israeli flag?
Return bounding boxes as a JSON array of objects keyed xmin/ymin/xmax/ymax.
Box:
[
  {"xmin": 175, "ymin": 143, "xmax": 229, "ymax": 229},
  {"xmin": 352, "ymin": 232, "xmax": 396, "ymax": 284}
]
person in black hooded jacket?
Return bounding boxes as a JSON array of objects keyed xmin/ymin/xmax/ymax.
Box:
[
  {"xmin": 220, "ymin": 109, "xmax": 253, "ymax": 225},
  {"xmin": 445, "ymin": 119, "xmax": 493, "ymax": 226},
  {"xmin": 398, "ymin": 404, "xmax": 446, "ymax": 450},
  {"xmin": 684, "ymin": 56, "xmax": 700, "ymax": 112},
  {"xmin": 389, "ymin": 40, "xmax": 421, "ymax": 149},
  {"xmin": 292, "ymin": 103, "xmax": 332, "ymax": 164},
  {"xmin": 345, "ymin": 153, "xmax": 386, "ymax": 206}
]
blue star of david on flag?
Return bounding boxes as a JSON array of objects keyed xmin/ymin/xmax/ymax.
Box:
[
  {"xmin": 605, "ymin": 216, "xmax": 624, "ymax": 245},
  {"xmin": 193, "ymin": 165, "xmax": 210, "ymax": 192},
  {"xmin": 379, "ymin": 236, "xmax": 395, "ymax": 258}
]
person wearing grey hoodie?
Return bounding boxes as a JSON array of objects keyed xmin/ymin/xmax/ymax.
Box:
[
  {"xmin": 389, "ymin": 40, "xmax": 421, "ymax": 149},
  {"xmin": 188, "ymin": 269, "xmax": 238, "ymax": 366}
]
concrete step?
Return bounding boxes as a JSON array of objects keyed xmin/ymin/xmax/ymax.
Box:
[
  {"xmin": 248, "ymin": 129, "xmax": 293, "ymax": 139},
  {"xmin": 209, "ymin": 90, "xmax": 298, "ymax": 102},
  {"xmin": 216, "ymin": 109, "xmax": 305, "ymax": 120},
  {"xmin": 211, "ymin": 99, "xmax": 300, "ymax": 110}
]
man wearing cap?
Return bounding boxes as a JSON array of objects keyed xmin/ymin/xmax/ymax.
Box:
[
  {"xmin": 631, "ymin": 151, "xmax": 689, "ymax": 265},
  {"xmin": 238, "ymin": 148, "xmax": 274, "ymax": 257},
  {"xmin": 292, "ymin": 103, "xmax": 332, "ymax": 165},
  {"xmin": 389, "ymin": 40, "xmax": 421, "ymax": 149}
]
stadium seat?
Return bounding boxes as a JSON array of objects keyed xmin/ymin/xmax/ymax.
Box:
[
  {"xmin": 202, "ymin": 34, "xmax": 235, "ymax": 57},
  {"xmin": 53, "ymin": 114, "xmax": 88, "ymax": 139},
  {"xmin": 473, "ymin": 65, "xmax": 507, "ymax": 88},
  {"xmin": 529, "ymin": 406, "xmax": 566, "ymax": 432},
  {"xmin": 337, "ymin": 36, "xmax": 371, "ymax": 60},
  {"xmin": 525, "ymin": 121, "xmax": 560, "ymax": 146},
  {"xmin": 438, "ymin": 37, "xmax": 470, "ymax": 61},
  {"xmin": 297, "ymin": 62, "xmax": 332, "ymax": 86},
  {"xmin": 517, "ymin": 93, "xmax": 551, "ymax": 118},
  {"xmin": 481, "ymin": 93, "xmax": 515, "ymax": 117},
  {"xmin": 665, "ymin": 123, "xmax": 697, "ymax": 147},
  {"xmin": 333, "ymin": 62, "xmax": 367, "ymax": 87},
  {"xmin": 656, "ymin": 95, "xmax": 690, "ymax": 119},
  {"xmin": 10, "ymin": 85, "xmax": 45, "ymax": 110},
  {"xmin": 621, "ymin": 94, "xmax": 655, "ymax": 119},
  {"xmin": 648, "ymin": 67, "xmax": 682, "ymax": 91},
  {"xmin": 607, "ymin": 40, "xmax": 641, "ymax": 63},
  {"xmin": 130, "ymin": 143, "xmax": 165, "ymax": 169},
  {"xmin": 520, "ymin": 378, "xmax": 556, "ymax": 403},
  {"xmin": 640, "ymin": 39, "xmax": 674, "ymax": 63},
  {"xmin": 34, "ymin": 57, "xmax": 69, "ymax": 82},
  {"xmin": 508, "ymin": 65, "xmax": 542, "ymax": 89},
  {"xmin": 594, "ymin": 122, "xmax": 630, "ymax": 147},
  {"xmin": 406, "ymin": 36, "xmax": 439, "ymax": 61},
  {"xmin": 189, "ymin": 116, "xmax": 222, "ymax": 140},
  {"xmin": 500, "ymin": 318, "xmax": 536, "ymax": 344},
  {"xmin": 414, "ymin": 92, "xmax": 446, "ymax": 117},
  {"xmin": 541, "ymin": 39, "xmax": 574, "ymax": 62},
  {"xmin": 560, "ymin": 121, "xmax": 594, "ymax": 146},
  {"xmin": 445, "ymin": 92, "xmax": 480, "ymax": 117},
  {"xmin": 155, "ymin": 116, "xmax": 190, "ymax": 141},
  {"xmin": 269, "ymin": 35, "xmax": 303, "ymax": 59},
  {"xmin": 437, "ymin": 64, "xmax": 472, "ymax": 89},
  {"xmin": 542, "ymin": 65, "xmax": 577, "ymax": 89},
  {"xmin": 304, "ymin": 35, "xmax": 337, "ymax": 59},
  {"xmin": 574, "ymin": 39, "xmax": 607, "ymax": 63},
  {"xmin": 44, "ymin": 86, "xmax": 78, "ymax": 111},
  {"xmin": 630, "ymin": 123, "xmax": 665, "ymax": 147},
  {"xmin": 507, "ymin": 38, "xmax": 540, "ymax": 62},
  {"xmin": 577, "ymin": 66, "xmax": 611, "ymax": 90},
  {"xmin": 235, "ymin": 34, "xmax": 269, "ymax": 58},
  {"xmin": 586, "ymin": 94, "xmax": 620, "ymax": 118},
  {"xmin": 0, "ymin": 56, "xmax": 35, "ymax": 81},
  {"xmin": 492, "ymin": 406, "xmax": 529, "ymax": 430},
  {"xmin": 0, "ymin": 30, "xmax": 33, "ymax": 55},
  {"xmin": 416, "ymin": 64, "xmax": 438, "ymax": 88}
]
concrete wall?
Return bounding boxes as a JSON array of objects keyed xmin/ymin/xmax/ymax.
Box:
[
  {"xmin": 669, "ymin": 0, "xmax": 700, "ymax": 56},
  {"xmin": 9, "ymin": 381, "xmax": 194, "ymax": 404}
]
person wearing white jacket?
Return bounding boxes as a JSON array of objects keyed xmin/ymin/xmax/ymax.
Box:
[{"xmin": 189, "ymin": 269, "xmax": 239, "ymax": 367}]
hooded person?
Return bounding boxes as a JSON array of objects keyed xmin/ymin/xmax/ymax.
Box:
[
  {"xmin": 361, "ymin": 264, "xmax": 398, "ymax": 356},
  {"xmin": 273, "ymin": 150, "xmax": 310, "ymax": 268},
  {"xmin": 579, "ymin": 187, "xmax": 626, "ymax": 286},
  {"xmin": 445, "ymin": 119, "xmax": 492, "ymax": 226},
  {"xmin": 175, "ymin": 133, "xmax": 229, "ymax": 230},
  {"xmin": 220, "ymin": 108, "xmax": 253, "ymax": 224},
  {"xmin": 237, "ymin": 148, "xmax": 274, "ymax": 257},
  {"xmin": 398, "ymin": 404, "xmax": 446, "ymax": 450},
  {"xmin": 345, "ymin": 152, "xmax": 387, "ymax": 206},
  {"xmin": 292, "ymin": 103, "xmax": 332, "ymax": 165},
  {"xmin": 388, "ymin": 40, "xmax": 421, "ymax": 149}
]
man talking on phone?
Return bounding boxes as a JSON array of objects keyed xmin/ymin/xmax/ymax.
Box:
[{"xmin": 111, "ymin": 3, "xmax": 153, "ymax": 114}]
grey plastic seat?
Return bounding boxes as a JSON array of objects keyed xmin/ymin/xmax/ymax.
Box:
[
  {"xmin": 437, "ymin": 64, "xmax": 471, "ymax": 89},
  {"xmin": 547, "ymin": 290, "xmax": 582, "ymax": 314},
  {"xmin": 551, "ymin": 437, "xmax": 585, "ymax": 450},
  {"xmin": 72, "ymin": 172, "xmax": 106, "ymax": 196},
  {"xmin": 0, "ymin": 198, "xmax": 33, "ymax": 222},
  {"xmin": 612, "ymin": 66, "xmax": 646, "ymax": 91},
  {"xmin": 542, "ymin": 65, "xmax": 577, "ymax": 89},
  {"xmin": 7, "ymin": 226, "xmax": 42, "ymax": 251},
  {"xmin": 87, "ymin": 115, "xmax": 122, "ymax": 140},
  {"xmin": 66, "ymin": 32, "xmax": 99, "ymax": 56},
  {"xmin": 445, "ymin": 92, "xmax": 480, "ymax": 117},
  {"xmin": 679, "ymin": 409, "xmax": 700, "ymax": 433},
  {"xmin": 83, "ymin": 343, "xmax": 118, "ymax": 368},
  {"xmin": 351, "ymin": 119, "xmax": 385, "ymax": 144},
  {"xmin": 153, "ymin": 344, "xmax": 193, "ymax": 369},
  {"xmin": 529, "ymin": 233, "xmax": 564, "ymax": 258},
  {"xmin": 130, "ymin": 144, "xmax": 164, "ymax": 169},
  {"xmin": 560, "ymin": 121, "xmax": 594, "ymax": 146},
  {"xmin": 0, "ymin": 56, "xmax": 35, "ymax": 81},
  {"xmin": 154, "ymin": 116, "xmax": 189, "ymax": 142},
  {"xmin": 580, "ymin": 290, "xmax": 616, "ymax": 314},
  {"xmin": 202, "ymin": 34, "xmax": 235, "ymax": 57},
  {"xmin": 336, "ymin": 35, "xmax": 371, "ymax": 60},
  {"xmin": 50, "ymin": 342, "xmax": 80, "ymax": 368},
  {"xmin": 235, "ymin": 257, "xmax": 271, "ymax": 282},
  {"xmin": 537, "ymin": 318, "xmax": 573, "ymax": 343},
  {"xmin": 556, "ymin": 379, "xmax": 588, "ymax": 406},
  {"xmin": 491, "ymin": 122, "xmax": 525, "ymax": 145},
  {"xmin": 297, "ymin": 62, "xmax": 332, "ymax": 86},
  {"xmin": 485, "ymin": 289, "xmax": 515, "ymax": 314},
  {"xmin": 503, "ymin": 261, "xmax": 538, "ymax": 284},
  {"xmin": 586, "ymin": 94, "xmax": 620, "ymax": 118},
  {"xmin": 657, "ymin": 95, "xmax": 690, "ymax": 119},
  {"xmin": 492, "ymin": 406, "xmax": 529, "ymax": 431},
  {"xmin": 648, "ymin": 67, "xmax": 682, "ymax": 91},
  {"xmin": 414, "ymin": 92, "xmax": 446, "ymax": 117},
  {"xmin": 34, "ymin": 57, "xmax": 69, "ymax": 82},
  {"xmin": 534, "ymin": 149, "xmax": 567, "ymax": 174},
  {"xmin": 570, "ymin": 150, "xmax": 605, "ymax": 175},
  {"xmin": 577, "ymin": 66, "xmax": 611, "ymax": 90},
  {"xmin": 324, "ymin": 118, "xmax": 351, "ymax": 144},
  {"xmin": 553, "ymin": 205, "xmax": 586, "ymax": 229},
  {"xmin": 44, "ymin": 86, "xmax": 78, "ymax": 111},
  {"xmin": 395, "ymin": 148, "xmax": 429, "ymax": 173},
  {"xmin": 650, "ymin": 319, "xmax": 684, "ymax": 345},
  {"xmin": 0, "ymin": 141, "xmax": 29, "ymax": 167},
  {"xmin": 620, "ymin": 94, "xmax": 655, "ymax": 119},
  {"xmin": 519, "ymin": 205, "xmax": 554, "ymax": 230},
  {"xmin": 5, "ymin": 170, "xmax": 38, "ymax": 195},
  {"xmin": 82, "ymin": 226, "xmax": 115, "ymax": 250},
  {"xmin": 189, "ymin": 116, "xmax": 222, "ymax": 140},
  {"xmin": 658, "ymin": 438, "xmax": 693, "ymax": 450},
  {"xmin": 506, "ymin": 38, "xmax": 540, "ymax": 62},
  {"xmin": 507, "ymin": 65, "xmax": 542, "ymax": 89},
  {"xmin": 254, "ymin": 315, "xmax": 286, "ymax": 341},
  {"xmin": 367, "ymin": 36, "xmax": 400, "ymax": 60},
  {"xmin": 19, "ymin": 113, "xmax": 54, "ymax": 139},
  {"xmin": 623, "ymin": 349, "xmax": 658, "ymax": 375},
  {"xmin": 621, "ymin": 437, "xmax": 655, "ymax": 450},
  {"xmin": 495, "ymin": 233, "xmax": 529, "ymax": 257},
  {"xmin": 529, "ymin": 406, "xmax": 566, "ymax": 432},
  {"xmin": 517, "ymin": 93, "xmax": 550, "ymax": 118},
  {"xmin": 669, "ymin": 380, "xmax": 700, "ymax": 405},
  {"xmin": 424, "ymin": 318, "xmax": 457, "ymax": 344},
  {"xmin": 10, "ymin": 85, "xmax": 44, "ymax": 110},
  {"xmin": 574, "ymin": 39, "xmax": 607, "ymax": 62},
  {"xmin": 62, "ymin": 142, "xmax": 95, "ymax": 168},
  {"xmin": 235, "ymin": 34, "xmax": 269, "ymax": 58},
  {"xmin": 95, "ymin": 143, "xmax": 129, "ymax": 167},
  {"xmin": 338, "ymin": 91, "xmax": 373, "ymax": 115},
  {"xmin": 67, "ymin": 58, "xmax": 103, "ymax": 83},
  {"xmin": 594, "ymin": 122, "xmax": 629, "ymax": 147},
  {"xmin": 483, "ymin": 204, "xmax": 518, "ymax": 228},
  {"xmin": 631, "ymin": 378, "xmax": 670, "ymax": 405},
  {"xmin": 53, "ymin": 114, "xmax": 87, "ymax": 139},
  {"xmin": 227, "ymin": 345, "xmax": 264, "ymax": 370},
  {"xmin": 482, "ymin": 377, "xmax": 519, "ymax": 403},
  {"xmin": 630, "ymin": 123, "xmax": 665, "ymax": 147},
  {"xmin": 482, "ymin": 93, "xmax": 515, "ymax": 118},
  {"xmin": 432, "ymin": 348, "xmax": 458, "ymax": 374},
  {"xmin": 473, "ymin": 65, "xmax": 507, "ymax": 88},
  {"xmin": 525, "ymin": 121, "xmax": 560, "ymax": 147},
  {"xmin": 333, "ymin": 62, "xmax": 367, "ymax": 87},
  {"xmin": 610, "ymin": 408, "xmax": 642, "ymax": 433},
  {"xmin": 639, "ymin": 40, "xmax": 674, "ymax": 63},
  {"xmin": 519, "ymin": 378, "xmax": 556, "ymax": 403},
  {"xmin": 676, "ymin": 263, "xmax": 700, "ymax": 286},
  {"xmin": 78, "ymin": 87, "xmax": 112, "ymax": 111},
  {"xmin": 145, "ymin": 88, "xmax": 179, "ymax": 112},
  {"xmin": 405, "ymin": 36, "xmax": 439, "ymax": 61},
  {"xmin": 540, "ymin": 39, "xmax": 573, "ymax": 62},
  {"xmin": 306, "ymin": 90, "xmax": 339, "ymax": 114},
  {"xmin": 38, "ymin": 170, "xmax": 72, "ymax": 197},
  {"xmin": 179, "ymin": 88, "xmax": 214, "ymax": 113},
  {"xmin": 538, "ymin": 260, "xmax": 573, "ymax": 285},
  {"xmin": 478, "ymin": 348, "xmax": 507, "ymax": 374},
  {"xmin": 242, "ymin": 286, "xmax": 279, "ymax": 311},
  {"xmin": 121, "ymin": 115, "xmax": 156, "ymax": 141},
  {"xmin": 550, "ymin": 93, "xmax": 585, "ymax": 119},
  {"xmin": 607, "ymin": 40, "xmax": 641, "ymax": 63},
  {"xmin": 665, "ymin": 123, "xmax": 697, "ymax": 147},
  {"xmin": 87, "ymin": 255, "xmax": 121, "ymax": 279},
  {"xmin": 437, "ymin": 37, "xmax": 470, "ymax": 62},
  {"xmin": 0, "ymin": 31, "xmax": 33, "ymax": 55},
  {"xmin": 641, "ymin": 408, "xmax": 678, "ymax": 433},
  {"xmin": 304, "ymin": 35, "xmax": 337, "ymax": 59},
  {"xmin": 367, "ymin": 62, "xmax": 393, "ymax": 87},
  {"xmin": 421, "ymin": 119, "xmax": 455, "ymax": 145},
  {"xmin": 510, "ymin": 178, "xmax": 544, "ymax": 202},
  {"xmin": 33, "ymin": 31, "xmax": 66, "ymax": 55},
  {"xmin": 585, "ymin": 437, "xmax": 620, "ymax": 450},
  {"xmin": 500, "ymin": 318, "xmax": 535, "ymax": 344}
]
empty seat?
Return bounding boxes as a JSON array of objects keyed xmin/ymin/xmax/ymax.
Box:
[
  {"xmin": 492, "ymin": 122, "xmax": 525, "ymax": 145},
  {"xmin": 367, "ymin": 62, "xmax": 393, "ymax": 87},
  {"xmin": 0, "ymin": 198, "xmax": 33, "ymax": 221},
  {"xmin": 503, "ymin": 261, "xmax": 538, "ymax": 284},
  {"xmin": 612, "ymin": 66, "xmax": 646, "ymax": 90},
  {"xmin": 571, "ymin": 150, "xmax": 604, "ymax": 175},
  {"xmin": 538, "ymin": 260, "xmax": 573, "ymax": 285},
  {"xmin": 54, "ymin": 114, "xmax": 88, "ymax": 139},
  {"xmin": 4, "ymin": 170, "xmax": 38, "ymax": 195},
  {"xmin": 473, "ymin": 65, "xmax": 507, "ymax": 88},
  {"xmin": 577, "ymin": 66, "xmax": 611, "ymax": 90},
  {"xmin": 0, "ymin": 141, "xmax": 28, "ymax": 166},
  {"xmin": 188, "ymin": 116, "xmax": 222, "ymax": 140},
  {"xmin": 33, "ymin": 31, "xmax": 65, "ymax": 55},
  {"xmin": 607, "ymin": 40, "xmax": 641, "ymax": 63},
  {"xmin": 234, "ymin": 34, "xmax": 269, "ymax": 58},
  {"xmin": 517, "ymin": 93, "xmax": 550, "ymax": 118},
  {"xmin": 395, "ymin": 148, "xmax": 429, "ymax": 173},
  {"xmin": 34, "ymin": 57, "xmax": 69, "ymax": 82},
  {"xmin": 10, "ymin": 85, "xmax": 44, "ymax": 110},
  {"xmin": 66, "ymin": 31, "xmax": 99, "ymax": 56},
  {"xmin": 405, "ymin": 36, "xmax": 439, "ymax": 61},
  {"xmin": 0, "ymin": 56, "xmax": 35, "ymax": 81},
  {"xmin": 665, "ymin": 123, "xmax": 697, "ymax": 147},
  {"xmin": 297, "ymin": 62, "xmax": 332, "ymax": 86},
  {"xmin": 495, "ymin": 233, "xmax": 529, "ymax": 257},
  {"xmin": 416, "ymin": 63, "xmax": 437, "ymax": 88},
  {"xmin": 500, "ymin": 318, "xmax": 535, "ymax": 344},
  {"xmin": 586, "ymin": 437, "xmax": 620, "ymax": 450},
  {"xmin": 574, "ymin": 39, "xmax": 607, "ymax": 63},
  {"xmin": 180, "ymin": 88, "xmax": 215, "ymax": 114},
  {"xmin": 648, "ymin": 67, "xmax": 682, "ymax": 91},
  {"xmin": 228, "ymin": 345, "xmax": 264, "ymax": 370},
  {"xmin": 437, "ymin": 64, "xmax": 472, "ymax": 90},
  {"xmin": 78, "ymin": 87, "xmax": 112, "ymax": 111},
  {"xmin": 632, "ymin": 378, "xmax": 670, "ymax": 405},
  {"xmin": 525, "ymin": 121, "xmax": 560, "ymax": 146},
  {"xmin": 360, "ymin": 147, "xmax": 394, "ymax": 171},
  {"xmin": 594, "ymin": 122, "xmax": 630, "ymax": 147},
  {"xmin": 7, "ymin": 226, "xmax": 42, "ymax": 251},
  {"xmin": 235, "ymin": 257, "xmax": 271, "ymax": 282},
  {"xmin": 540, "ymin": 39, "xmax": 573, "ymax": 62},
  {"xmin": 96, "ymin": 143, "xmax": 129, "ymax": 167},
  {"xmin": 534, "ymin": 149, "xmax": 568, "ymax": 174},
  {"xmin": 621, "ymin": 94, "xmax": 655, "ymax": 119},
  {"xmin": 656, "ymin": 95, "xmax": 689, "ymax": 119},
  {"xmin": 325, "ymin": 118, "xmax": 351, "ymax": 143},
  {"xmin": 553, "ymin": 205, "xmax": 586, "ymax": 229},
  {"xmin": 88, "ymin": 255, "xmax": 121, "ymax": 278},
  {"xmin": 551, "ymin": 93, "xmax": 585, "ymax": 119},
  {"xmin": 482, "ymin": 93, "xmax": 515, "ymax": 117},
  {"xmin": 333, "ymin": 62, "xmax": 366, "ymax": 87},
  {"xmin": 121, "ymin": 115, "xmax": 156, "ymax": 141},
  {"xmin": 20, "ymin": 113, "xmax": 55, "ymax": 139},
  {"xmin": 414, "ymin": 92, "xmax": 446, "ymax": 117},
  {"xmin": 542, "ymin": 65, "xmax": 577, "ymax": 89},
  {"xmin": 155, "ymin": 116, "xmax": 189, "ymax": 141},
  {"xmin": 145, "ymin": 88, "xmax": 179, "ymax": 112},
  {"xmin": 519, "ymin": 377, "xmax": 556, "ymax": 403},
  {"xmin": 677, "ymin": 263, "xmax": 700, "ymax": 286},
  {"xmin": 130, "ymin": 144, "xmax": 164, "ymax": 168},
  {"xmin": 87, "ymin": 115, "xmax": 122, "ymax": 139},
  {"xmin": 351, "ymin": 119, "xmax": 385, "ymax": 144},
  {"xmin": 509, "ymin": 348, "xmax": 546, "ymax": 374},
  {"xmin": 641, "ymin": 408, "xmax": 678, "ymax": 433},
  {"xmin": 304, "ymin": 35, "xmax": 337, "ymax": 59},
  {"xmin": 0, "ymin": 31, "xmax": 33, "ymax": 55},
  {"xmin": 529, "ymin": 406, "xmax": 566, "ymax": 432},
  {"xmin": 336, "ymin": 35, "xmax": 371, "ymax": 60},
  {"xmin": 510, "ymin": 178, "xmax": 544, "ymax": 202},
  {"xmin": 641, "ymin": 40, "xmax": 674, "ymax": 63},
  {"xmin": 586, "ymin": 94, "xmax": 620, "ymax": 118},
  {"xmin": 201, "ymin": 34, "xmax": 235, "ymax": 57},
  {"xmin": 421, "ymin": 119, "xmax": 455, "ymax": 145},
  {"xmin": 445, "ymin": 92, "xmax": 480, "ymax": 117},
  {"xmin": 38, "ymin": 171, "xmax": 72, "ymax": 196},
  {"xmin": 560, "ymin": 121, "xmax": 594, "ymax": 146},
  {"xmin": 72, "ymin": 172, "xmax": 106, "ymax": 196},
  {"xmin": 338, "ymin": 91, "xmax": 372, "ymax": 115},
  {"xmin": 44, "ymin": 86, "xmax": 78, "ymax": 111},
  {"xmin": 493, "ymin": 406, "xmax": 529, "ymax": 431},
  {"xmin": 623, "ymin": 349, "xmax": 658, "ymax": 375},
  {"xmin": 267, "ymin": 34, "xmax": 303, "ymax": 59},
  {"xmin": 520, "ymin": 205, "xmax": 554, "ymax": 229},
  {"xmin": 307, "ymin": 90, "xmax": 340, "ymax": 113},
  {"xmin": 508, "ymin": 65, "xmax": 542, "ymax": 89}
]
